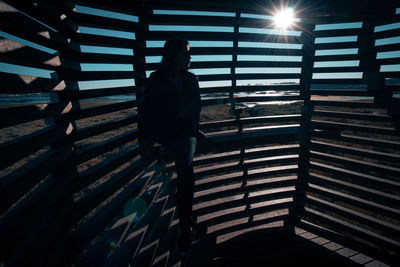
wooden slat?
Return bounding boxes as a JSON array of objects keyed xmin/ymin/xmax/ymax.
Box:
[
  {"xmin": 307, "ymin": 195, "xmax": 400, "ymax": 235},
  {"xmin": 309, "ymin": 172, "xmax": 400, "ymax": 205},
  {"xmin": 73, "ymin": 169, "xmax": 149, "ymax": 247},
  {"xmin": 201, "ymin": 115, "xmax": 300, "ymax": 130},
  {"xmin": 0, "ymin": 102, "xmax": 68, "ymax": 129},
  {"xmin": 314, "ymin": 28, "xmax": 361, "ymax": 37},
  {"xmin": 312, "ymin": 109, "xmax": 392, "ymax": 121},
  {"xmin": 74, "ymin": 129, "xmax": 138, "ymax": 164},
  {"xmin": 312, "ymin": 66, "xmax": 361, "ymax": 73},
  {"xmin": 310, "ymin": 100, "xmax": 379, "ymax": 108},
  {"xmin": 304, "ymin": 207, "xmax": 400, "ymax": 252},
  {"xmin": 311, "ymin": 160, "xmax": 400, "ymax": 189},
  {"xmin": 236, "ymin": 47, "xmax": 303, "ymax": 56},
  {"xmin": 74, "ymin": 32, "xmax": 137, "ymax": 49},
  {"xmin": 194, "ymin": 155, "xmax": 298, "ymax": 179},
  {"xmin": 374, "ymin": 28, "xmax": 400, "ymax": 40},
  {"xmin": 311, "ymin": 120, "xmax": 398, "ymax": 135},
  {"xmin": 55, "ymin": 100, "xmax": 137, "ymax": 123},
  {"xmin": 57, "ymin": 87, "xmax": 135, "ymax": 101},
  {"xmin": 234, "ymin": 95, "xmax": 301, "ymax": 103},
  {"xmin": 72, "ymin": 115, "xmax": 137, "ymax": 142},
  {"xmin": 311, "ymin": 149, "xmax": 400, "ymax": 177},
  {"xmin": 0, "ymin": 73, "xmax": 66, "ymax": 93},
  {"xmin": 311, "ymin": 140, "xmax": 400, "ymax": 163},
  {"xmin": 308, "ymin": 183, "xmax": 400, "ymax": 221},
  {"xmin": 310, "ymin": 78, "xmax": 364, "ymax": 84},
  {"xmin": 314, "ymin": 42, "xmax": 358, "ymax": 50},
  {"xmin": 72, "ymin": 11, "xmax": 138, "ymax": 32},
  {"xmin": 73, "ymin": 158, "xmax": 147, "ymax": 221},
  {"xmin": 313, "ymin": 54, "xmax": 360, "ymax": 62},
  {"xmin": 0, "ymin": 147, "xmax": 73, "ymax": 214},
  {"xmin": 310, "ymin": 90, "xmax": 371, "ymax": 96},
  {"xmin": 77, "ymin": 144, "xmax": 141, "ymax": 190},
  {"xmin": 375, "ymin": 43, "xmax": 400, "ymax": 53},
  {"xmin": 147, "ymin": 13, "xmax": 236, "ymax": 26},
  {"xmin": 337, "ymin": 133, "xmax": 400, "ymax": 150},
  {"xmin": 0, "ymin": 125, "xmax": 67, "ymax": 169}
]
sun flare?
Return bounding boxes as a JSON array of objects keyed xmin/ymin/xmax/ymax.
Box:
[{"xmin": 274, "ymin": 8, "xmax": 294, "ymax": 29}]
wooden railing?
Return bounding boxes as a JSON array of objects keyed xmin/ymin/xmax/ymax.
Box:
[{"xmin": 0, "ymin": 0, "xmax": 399, "ymax": 266}]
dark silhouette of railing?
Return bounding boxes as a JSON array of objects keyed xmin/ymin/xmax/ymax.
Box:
[{"xmin": 0, "ymin": 0, "xmax": 399, "ymax": 266}]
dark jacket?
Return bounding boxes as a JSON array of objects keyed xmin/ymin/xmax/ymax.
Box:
[{"xmin": 138, "ymin": 70, "xmax": 201, "ymax": 143}]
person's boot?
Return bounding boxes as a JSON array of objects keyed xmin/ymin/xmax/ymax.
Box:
[{"xmin": 177, "ymin": 225, "xmax": 192, "ymax": 255}]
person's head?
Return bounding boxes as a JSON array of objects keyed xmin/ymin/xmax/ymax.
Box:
[{"xmin": 160, "ymin": 39, "xmax": 191, "ymax": 76}]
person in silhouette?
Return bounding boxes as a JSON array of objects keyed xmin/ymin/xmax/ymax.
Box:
[{"xmin": 138, "ymin": 39, "xmax": 204, "ymax": 254}]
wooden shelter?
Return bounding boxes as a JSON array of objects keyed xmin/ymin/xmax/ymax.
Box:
[{"xmin": 0, "ymin": 0, "xmax": 399, "ymax": 266}]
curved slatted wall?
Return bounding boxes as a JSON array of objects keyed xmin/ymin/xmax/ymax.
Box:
[{"xmin": 0, "ymin": 0, "xmax": 399, "ymax": 266}]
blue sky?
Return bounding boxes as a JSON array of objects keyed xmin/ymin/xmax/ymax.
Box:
[{"xmin": 0, "ymin": 4, "xmax": 399, "ymax": 91}]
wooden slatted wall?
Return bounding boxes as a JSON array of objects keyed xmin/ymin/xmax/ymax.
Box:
[{"xmin": 0, "ymin": 0, "xmax": 399, "ymax": 266}]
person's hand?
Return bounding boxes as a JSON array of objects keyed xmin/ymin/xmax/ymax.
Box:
[{"xmin": 195, "ymin": 130, "xmax": 206, "ymax": 141}]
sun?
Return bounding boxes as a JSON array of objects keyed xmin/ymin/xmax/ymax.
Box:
[{"xmin": 274, "ymin": 8, "xmax": 294, "ymax": 29}]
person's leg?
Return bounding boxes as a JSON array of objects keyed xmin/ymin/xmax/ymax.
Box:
[{"xmin": 174, "ymin": 137, "xmax": 196, "ymax": 230}]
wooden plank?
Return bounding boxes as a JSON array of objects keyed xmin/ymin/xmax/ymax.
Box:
[
  {"xmin": 312, "ymin": 109, "xmax": 392, "ymax": 122},
  {"xmin": 337, "ymin": 133, "xmax": 400, "ymax": 150},
  {"xmin": 310, "ymin": 160, "xmax": 400, "ymax": 190},
  {"xmin": 314, "ymin": 28, "xmax": 361, "ymax": 37},
  {"xmin": 312, "ymin": 66, "xmax": 361, "ymax": 73},
  {"xmin": 234, "ymin": 84, "xmax": 300, "ymax": 92},
  {"xmin": 304, "ymin": 207, "xmax": 400, "ymax": 252},
  {"xmin": 0, "ymin": 15, "xmax": 77, "ymax": 54},
  {"xmin": 0, "ymin": 147, "xmax": 73, "ymax": 214},
  {"xmin": 194, "ymin": 155, "xmax": 298, "ymax": 179},
  {"xmin": 57, "ymin": 86, "xmax": 135, "ymax": 101},
  {"xmin": 77, "ymin": 144, "xmax": 141, "ymax": 190},
  {"xmin": 0, "ymin": 73, "xmax": 67, "ymax": 93},
  {"xmin": 375, "ymin": 43, "xmax": 400, "ymax": 53},
  {"xmin": 73, "ymin": 172, "xmax": 149, "ymax": 249},
  {"xmin": 311, "ymin": 120, "xmax": 398, "ymax": 136},
  {"xmin": 311, "ymin": 140, "xmax": 400, "ymax": 163},
  {"xmin": 314, "ymin": 42, "xmax": 359, "ymax": 50},
  {"xmin": 313, "ymin": 54, "xmax": 360, "ymax": 62},
  {"xmin": 310, "ymin": 100, "xmax": 379, "ymax": 108},
  {"xmin": 147, "ymin": 13, "xmax": 236, "ymax": 26},
  {"xmin": 309, "ymin": 181, "xmax": 400, "ymax": 221},
  {"xmin": 0, "ymin": 39, "xmax": 62, "ymax": 70},
  {"xmin": 310, "ymin": 78, "xmax": 364, "ymax": 84},
  {"xmin": 311, "ymin": 149, "xmax": 400, "ymax": 176},
  {"xmin": 233, "ymin": 95, "xmax": 301, "ymax": 103},
  {"xmin": 74, "ymin": 129, "xmax": 138, "ymax": 164},
  {"xmin": 197, "ymin": 73, "xmax": 301, "ymax": 82},
  {"xmin": 74, "ymin": 32, "xmax": 137, "ymax": 49},
  {"xmin": 306, "ymin": 195, "xmax": 400, "ymax": 235},
  {"xmin": 199, "ymin": 199, "xmax": 292, "ymax": 230},
  {"xmin": 105, "ymin": 195, "xmax": 169, "ymax": 267},
  {"xmin": 72, "ymin": 115, "xmax": 137, "ymax": 142},
  {"xmin": 309, "ymin": 172, "xmax": 400, "ymax": 205},
  {"xmin": 236, "ymin": 47, "xmax": 303, "ymax": 56},
  {"xmin": 71, "ymin": 11, "xmax": 138, "ymax": 32},
  {"xmin": 200, "ymin": 114, "xmax": 300, "ymax": 130},
  {"xmin": 0, "ymin": 102, "xmax": 68, "ymax": 129},
  {"xmin": 374, "ymin": 28, "xmax": 400, "ymax": 40},
  {"xmin": 0, "ymin": 125, "xmax": 67, "ymax": 169},
  {"xmin": 146, "ymin": 31, "xmax": 234, "ymax": 41},
  {"xmin": 55, "ymin": 100, "xmax": 137, "ymax": 123},
  {"xmin": 73, "ymin": 158, "xmax": 146, "ymax": 222},
  {"xmin": 310, "ymin": 90, "xmax": 371, "ymax": 96}
]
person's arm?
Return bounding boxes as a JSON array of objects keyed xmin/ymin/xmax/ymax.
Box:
[{"xmin": 191, "ymin": 74, "xmax": 205, "ymax": 140}]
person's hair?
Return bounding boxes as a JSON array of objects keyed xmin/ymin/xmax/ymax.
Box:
[{"xmin": 160, "ymin": 39, "xmax": 189, "ymax": 76}]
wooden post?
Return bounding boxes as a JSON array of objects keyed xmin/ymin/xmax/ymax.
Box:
[
  {"xmin": 287, "ymin": 22, "xmax": 315, "ymax": 228},
  {"xmin": 230, "ymin": 11, "xmax": 240, "ymax": 112},
  {"xmin": 133, "ymin": 3, "xmax": 150, "ymax": 105}
]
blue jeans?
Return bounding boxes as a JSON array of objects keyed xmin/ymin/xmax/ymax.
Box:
[{"xmin": 161, "ymin": 137, "xmax": 196, "ymax": 229}]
